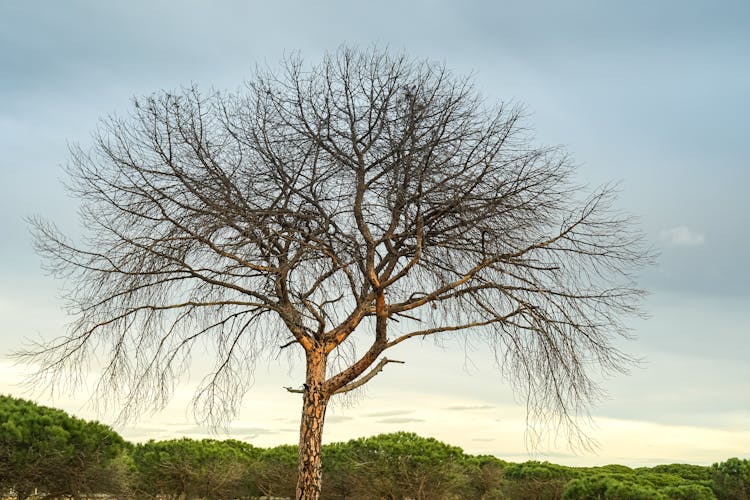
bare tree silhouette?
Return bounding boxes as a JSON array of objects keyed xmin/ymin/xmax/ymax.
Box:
[{"xmin": 23, "ymin": 47, "xmax": 651, "ymax": 499}]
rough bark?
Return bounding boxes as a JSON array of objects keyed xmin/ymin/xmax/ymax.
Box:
[{"xmin": 296, "ymin": 348, "xmax": 329, "ymax": 500}]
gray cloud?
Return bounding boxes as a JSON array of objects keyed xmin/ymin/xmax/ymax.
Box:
[
  {"xmin": 326, "ymin": 415, "xmax": 354, "ymax": 423},
  {"xmin": 365, "ymin": 410, "xmax": 414, "ymax": 418},
  {"xmin": 444, "ymin": 405, "xmax": 495, "ymax": 411},
  {"xmin": 162, "ymin": 425, "xmax": 279, "ymax": 437},
  {"xmin": 376, "ymin": 417, "xmax": 425, "ymax": 424},
  {"xmin": 659, "ymin": 226, "xmax": 705, "ymax": 246}
]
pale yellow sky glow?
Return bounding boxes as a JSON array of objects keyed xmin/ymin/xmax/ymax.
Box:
[{"xmin": 3, "ymin": 349, "xmax": 746, "ymax": 467}]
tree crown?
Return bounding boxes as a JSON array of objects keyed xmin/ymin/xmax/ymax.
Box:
[{"xmin": 25, "ymin": 47, "xmax": 651, "ymax": 445}]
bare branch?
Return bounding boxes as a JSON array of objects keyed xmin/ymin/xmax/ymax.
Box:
[
  {"xmin": 333, "ymin": 358, "xmax": 405, "ymax": 394},
  {"xmin": 386, "ymin": 306, "xmax": 527, "ymax": 348},
  {"xmin": 20, "ymin": 47, "xmax": 652, "ymax": 458}
]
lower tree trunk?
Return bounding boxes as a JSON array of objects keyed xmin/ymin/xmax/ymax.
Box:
[{"xmin": 296, "ymin": 348, "xmax": 329, "ymax": 500}]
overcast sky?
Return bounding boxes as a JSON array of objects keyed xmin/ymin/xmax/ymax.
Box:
[{"xmin": 1, "ymin": 0, "xmax": 748, "ymax": 466}]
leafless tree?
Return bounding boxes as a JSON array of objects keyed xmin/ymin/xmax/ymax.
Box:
[{"xmin": 22, "ymin": 47, "xmax": 651, "ymax": 499}]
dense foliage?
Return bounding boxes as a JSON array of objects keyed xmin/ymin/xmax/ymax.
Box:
[
  {"xmin": 131, "ymin": 438, "xmax": 261, "ymax": 499},
  {"xmin": 0, "ymin": 395, "xmax": 129, "ymax": 499},
  {"xmin": 0, "ymin": 395, "xmax": 747, "ymax": 499}
]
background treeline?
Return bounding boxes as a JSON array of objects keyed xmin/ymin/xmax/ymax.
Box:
[{"xmin": 1, "ymin": 395, "xmax": 748, "ymax": 499}]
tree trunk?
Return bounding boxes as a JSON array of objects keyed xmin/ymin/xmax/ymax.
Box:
[{"xmin": 296, "ymin": 348, "xmax": 329, "ymax": 500}]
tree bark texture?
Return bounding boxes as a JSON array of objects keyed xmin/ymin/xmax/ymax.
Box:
[{"xmin": 296, "ymin": 349, "xmax": 329, "ymax": 500}]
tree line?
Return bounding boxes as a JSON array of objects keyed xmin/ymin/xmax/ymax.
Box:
[{"xmin": 1, "ymin": 395, "xmax": 748, "ymax": 499}]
